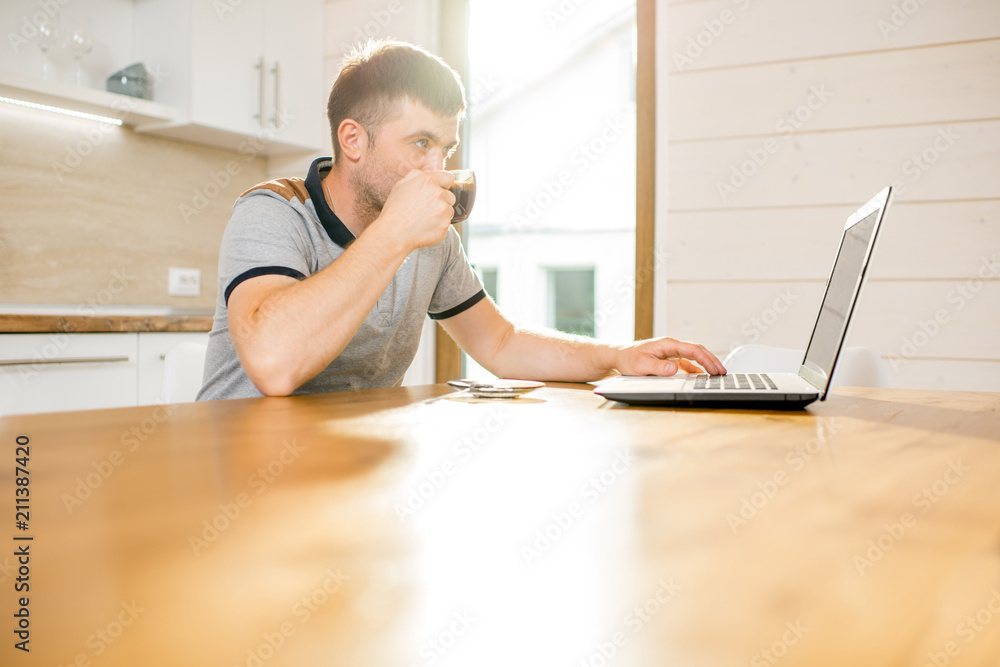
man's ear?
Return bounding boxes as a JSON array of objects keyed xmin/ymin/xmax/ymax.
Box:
[{"xmin": 337, "ymin": 119, "xmax": 368, "ymax": 163}]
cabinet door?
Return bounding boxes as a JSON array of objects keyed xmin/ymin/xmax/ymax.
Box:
[
  {"xmin": 134, "ymin": 0, "xmax": 323, "ymax": 154},
  {"xmin": 190, "ymin": 0, "xmax": 265, "ymax": 137},
  {"xmin": 262, "ymin": 0, "xmax": 325, "ymax": 153},
  {"xmin": 0, "ymin": 334, "xmax": 138, "ymax": 416},
  {"xmin": 137, "ymin": 332, "xmax": 210, "ymax": 406}
]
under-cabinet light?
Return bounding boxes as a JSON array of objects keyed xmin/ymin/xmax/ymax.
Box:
[{"xmin": 0, "ymin": 95, "xmax": 124, "ymax": 126}]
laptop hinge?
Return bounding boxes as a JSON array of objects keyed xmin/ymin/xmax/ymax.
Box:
[{"xmin": 798, "ymin": 365, "xmax": 829, "ymax": 398}]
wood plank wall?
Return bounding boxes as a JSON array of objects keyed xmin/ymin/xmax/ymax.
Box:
[{"xmin": 661, "ymin": 0, "xmax": 1000, "ymax": 391}]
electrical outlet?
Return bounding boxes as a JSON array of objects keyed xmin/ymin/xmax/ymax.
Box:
[{"xmin": 168, "ymin": 268, "xmax": 201, "ymax": 297}]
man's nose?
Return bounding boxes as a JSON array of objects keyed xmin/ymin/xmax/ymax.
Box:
[{"xmin": 421, "ymin": 152, "xmax": 447, "ymax": 172}]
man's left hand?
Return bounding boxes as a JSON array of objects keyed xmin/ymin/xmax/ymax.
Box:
[{"xmin": 613, "ymin": 337, "xmax": 727, "ymax": 377}]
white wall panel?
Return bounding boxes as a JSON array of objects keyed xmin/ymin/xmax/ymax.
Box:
[
  {"xmin": 664, "ymin": 0, "xmax": 1000, "ymax": 73},
  {"xmin": 669, "ymin": 119, "xmax": 998, "ymax": 210},
  {"xmin": 669, "ymin": 40, "xmax": 1000, "ymax": 141},
  {"xmin": 666, "ymin": 201, "xmax": 1000, "ymax": 281}
]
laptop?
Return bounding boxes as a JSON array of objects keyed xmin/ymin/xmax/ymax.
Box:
[{"xmin": 594, "ymin": 186, "xmax": 893, "ymax": 409}]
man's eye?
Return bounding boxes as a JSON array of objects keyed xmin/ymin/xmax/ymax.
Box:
[{"xmin": 415, "ymin": 139, "xmax": 428, "ymax": 149}]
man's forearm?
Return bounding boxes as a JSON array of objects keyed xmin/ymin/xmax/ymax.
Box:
[
  {"xmin": 486, "ymin": 327, "xmax": 621, "ymax": 382},
  {"xmin": 440, "ymin": 298, "xmax": 724, "ymax": 385}
]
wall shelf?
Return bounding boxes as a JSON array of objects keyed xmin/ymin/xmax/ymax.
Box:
[{"xmin": 0, "ymin": 69, "xmax": 176, "ymax": 127}]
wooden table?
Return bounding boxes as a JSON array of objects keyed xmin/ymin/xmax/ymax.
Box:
[{"xmin": 1, "ymin": 384, "xmax": 998, "ymax": 666}]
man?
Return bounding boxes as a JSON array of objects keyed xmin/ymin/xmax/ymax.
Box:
[{"xmin": 197, "ymin": 40, "xmax": 724, "ymax": 401}]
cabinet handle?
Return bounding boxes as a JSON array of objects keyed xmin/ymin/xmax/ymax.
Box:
[
  {"xmin": 255, "ymin": 56, "xmax": 266, "ymax": 127},
  {"xmin": 270, "ymin": 61, "xmax": 280, "ymax": 128},
  {"xmin": 0, "ymin": 356, "xmax": 131, "ymax": 367}
]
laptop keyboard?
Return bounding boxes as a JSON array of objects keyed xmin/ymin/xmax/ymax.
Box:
[{"xmin": 693, "ymin": 373, "xmax": 778, "ymax": 391}]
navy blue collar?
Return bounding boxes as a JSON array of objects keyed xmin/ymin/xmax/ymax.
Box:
[{"xmin": 304, "ymin": 157, "xmax": 356, "ymax": 248}]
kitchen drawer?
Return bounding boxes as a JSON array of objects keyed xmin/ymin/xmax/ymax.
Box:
[{"xmin": 0, "ymin": 333, "xmax": 138, "ymax": 416}]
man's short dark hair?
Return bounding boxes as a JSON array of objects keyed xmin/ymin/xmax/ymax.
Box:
[{"xmin": 327, "ymin": 40, "xmax": 467, "ymax": 162}]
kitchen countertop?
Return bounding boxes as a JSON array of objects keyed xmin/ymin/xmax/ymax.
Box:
[{"xmin": 0, "ymin": 307, "xmax": 215, "ymax": 333}]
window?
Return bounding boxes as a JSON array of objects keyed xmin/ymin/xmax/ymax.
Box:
[
  {"xmin": 479, "ymin": 267, "xmax": 498, "ymax": 304},
  {"xmin": 458, "ymin": 0, "xmax": 638, "ymax": 379},
  {"xmin": 548, "ymin": 268, "xmax": 595, "ymax": 337}
]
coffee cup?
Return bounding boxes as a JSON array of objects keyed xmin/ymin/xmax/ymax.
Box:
[{"xmin": 448, "ymin": 170, "xmax": 476, "ymax": 224}]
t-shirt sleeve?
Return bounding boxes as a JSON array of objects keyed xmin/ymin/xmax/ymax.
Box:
[
  {"xmin": 218, "ymin": 191, "xmax": 314, "ymax": 306},
  {"xmin": 427, "ymin": 226, "xmax": 487, "ymax": 320}
]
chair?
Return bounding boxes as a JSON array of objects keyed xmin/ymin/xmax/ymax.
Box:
[
  {"xmin": 722, "ymin": 344, "xmax": 889, "ymax": 388},
  {"xmin": 160, "ymin": 342, "xmax": 208, "ymax": 403}
]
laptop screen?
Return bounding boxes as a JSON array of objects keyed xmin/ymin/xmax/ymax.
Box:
[{"xmin": 801, "ymin": 189, "xmax": 889, "ymax": 397}]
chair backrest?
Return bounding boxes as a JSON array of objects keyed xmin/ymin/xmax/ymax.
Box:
[
  {"xmin": 160, "ymin": 342, "xmax": 209, "ymax": 403},
  {"xmin": 722, "ymin": 344, "xmax": 889, "ymax": 388}
]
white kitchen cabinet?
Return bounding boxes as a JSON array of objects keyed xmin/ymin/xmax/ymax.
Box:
[
  {"xmin": 137, "ymin": 332, "xmax": 210, "ymax": 406},
  {"xmin": 260, "ymin": 0, "xmax": 329, "ymax": 150},
  {"xmin": 134, "ymin": 0, "xmax": 325, "ymax": 155},
  {"xmin": 0, "ymin": 331, "xmax": 211, "ymax": 415},
  {"xmin": 0, "ymin": 333, "xmax": 138, "ymax": 416}
]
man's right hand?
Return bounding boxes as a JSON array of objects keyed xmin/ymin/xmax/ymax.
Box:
[{"xmin": 374, "ymin": 169, "xmax": 456, "ymax": 249}]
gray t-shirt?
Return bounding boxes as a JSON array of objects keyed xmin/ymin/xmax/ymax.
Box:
[{"xmin": 197, "ymin": 157, "xmax": 485, "ymax": 401}]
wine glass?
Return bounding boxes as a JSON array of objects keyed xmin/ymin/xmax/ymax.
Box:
[
  {"xmin": 64, "ymin": 17, "xmax": 93, "ymax": 86},
  {"xmin": 37, "ymin": 14, "xmax": 59, "ymax": 80}
]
